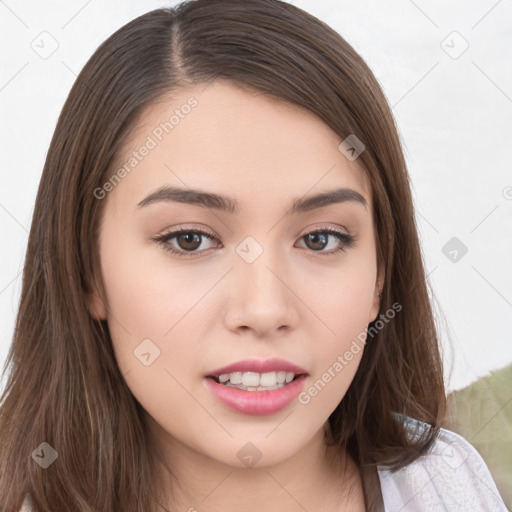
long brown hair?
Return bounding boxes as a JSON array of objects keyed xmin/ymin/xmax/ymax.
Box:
[{"xmin": 0, "ymin": 1, "xmax": 446, "ymax": 510}]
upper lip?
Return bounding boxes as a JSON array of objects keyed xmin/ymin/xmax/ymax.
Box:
[{"xmin": 206, "ymin": 358, "xmax": 308, "ymax": 378}]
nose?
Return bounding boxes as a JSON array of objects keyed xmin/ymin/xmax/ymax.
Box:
[{"xmin": 223, "ymin": 248, "xmax": 300, "ymax": 338}]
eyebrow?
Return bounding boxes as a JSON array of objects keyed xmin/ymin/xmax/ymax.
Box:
[{"xmin": 136, "ymin": 185, "xmax": 367, "ymax": 215}]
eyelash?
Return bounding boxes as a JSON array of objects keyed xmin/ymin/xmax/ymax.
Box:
[{"xmin": 152, "ymin": 225, "xmax": 357, "ymax": 258}]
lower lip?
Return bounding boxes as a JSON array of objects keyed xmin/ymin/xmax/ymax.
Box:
[{"xmin": 204, "ymin": 374, "xmax": 308, "ymax": 415}]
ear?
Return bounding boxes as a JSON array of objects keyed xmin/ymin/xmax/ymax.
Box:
[
  {"xmin": 87, "ymin": 292, "xmax": 108, "ymax": 320},
  {"xmin": 368, "ymin": 262, "xmax": 385, "ymax": 324},
  {"xmin": 86, "ymin": 279, "xmax": 108, "ymax": 321}
]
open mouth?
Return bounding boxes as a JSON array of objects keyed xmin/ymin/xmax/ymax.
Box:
[
  {"xmin": 204, "ymin": 371, "xmax": 309, "ymax": 415},
  {"xmin": 208, "ymin": 371, "xmax": 304, "ymax": 392}
]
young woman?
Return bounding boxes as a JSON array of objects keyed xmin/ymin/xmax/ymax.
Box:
[{"xmin": 0, "ymin": 1, "xmax": 506, "ymax": 511}]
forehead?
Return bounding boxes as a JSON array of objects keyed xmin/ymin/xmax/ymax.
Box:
[{"xmin": 108, "ymin": 80, "xmax": 372, "ymax": 210}]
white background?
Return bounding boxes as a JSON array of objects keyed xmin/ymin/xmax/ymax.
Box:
[{"xmin": 1, "ymin": 0, "xmax": 511, "ymax": 394}]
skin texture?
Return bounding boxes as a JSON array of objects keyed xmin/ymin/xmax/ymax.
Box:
[{"xmin": 89, "ymin": 81, "xmax": 383, "ymax": 511}]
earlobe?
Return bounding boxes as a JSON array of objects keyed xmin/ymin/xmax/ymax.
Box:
[
  {"xmin": 369, "ymin": 268, "xmax": 385, "ymax": 324},
  {"xmin": 86, "ymin": 271, "xmax": 108, "ymax": 320},
  {"xmin": 368, "ymin": 290, "xmax": 381, "ymax": 324},
  {"xmin": 87, "ymin": 291, "xmax": 108, "ymax": 320}
]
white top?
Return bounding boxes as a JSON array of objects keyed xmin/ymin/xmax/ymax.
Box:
[
  {"xmin": 377, "ymin": 415, "xmax": 507, "ymax": 511},
  {"xmin": 19, "ymin": 416, "xmax": 507, "ymax": 511}
]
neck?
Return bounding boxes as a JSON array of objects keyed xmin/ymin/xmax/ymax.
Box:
[{"xmin": 147, "ymin": 416, "xmax": 362, "ymax": 512}]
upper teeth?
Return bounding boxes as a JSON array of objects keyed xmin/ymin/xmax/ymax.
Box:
[{"xmin": 218, "ymin": 371, "xmax": 296, "ymax": 386}]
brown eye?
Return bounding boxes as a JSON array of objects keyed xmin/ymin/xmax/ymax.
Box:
[
  {"xmin": 175, "ymin": 232, "xmax": 202, "ymax": 251},
  {"xmin": 304, "ymin": 232, "xmax": 329, "ymax": 251},
  {"xmin": 153, "ymin": 228, "xmax": 219, "ymax": 257},
  {"xmin": 152, "ymin": 226, "xmax": 356, "ymax": 258},
  {"xmin": 298, "ymin": 229, "xmax": 356, "ymax": 255}
]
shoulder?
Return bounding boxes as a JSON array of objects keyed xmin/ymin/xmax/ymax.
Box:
[{"xmin": 377, "ymin": 414, "xmax": 507, "ymax": 512}]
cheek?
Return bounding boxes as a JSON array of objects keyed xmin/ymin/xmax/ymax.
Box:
[
  {"xmin": 297, "ymin": 287, "xmax": 370, "ymax": 416},
  {"xmin": 99, "ymin": 236, "xmax": 214, "ymax": 439},
  {"xmin": 304, "ymin": 246, "xmax": 377, "ymax": 339},
  {"xmin": 298, "ymin": 252, "xmax": 376, "ymax": 407},
  {"xmin": 98, "ymin": 225, "xmax": 209, "ymax": 372}
]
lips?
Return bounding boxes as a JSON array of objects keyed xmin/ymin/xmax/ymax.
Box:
[
  {"xmin": 205, "ymin": 358, "xmax": 308, "ymax": 378},
  {"xmin": 204, "ymin": 374, "xmax": 308, "ymax": 415},
  {"xmin": 204, "ymin": 358, "xmax": 309, "ymax": 415}
]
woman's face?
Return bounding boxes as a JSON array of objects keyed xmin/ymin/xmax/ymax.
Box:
[{"xmin": 90, "ymin": 80, "xmax": 382, "ymax": 469}]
